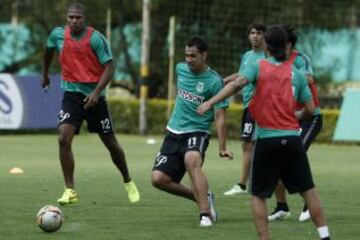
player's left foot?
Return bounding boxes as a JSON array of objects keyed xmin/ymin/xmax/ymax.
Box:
[
  {"xmin": 199, "ymin": 215, "xmax": 212, "ymax": 227},
  {"xmin": 124, "ymin": 180, "xmax": 140, "ymax": 203},
  {"xmin": 299, "ymin": 209, "xmax": 311, "ymax": 222},
  {"xmin": 268, "ymin": 207, "xmax": 291, "ymax": 221},
  {"xmin": 207, "ymin": 191, "xmax": 218, "ymax": 221},
  {"xmin": 57, "ymin": 188, "xmax": 78, "ymax": 205}
]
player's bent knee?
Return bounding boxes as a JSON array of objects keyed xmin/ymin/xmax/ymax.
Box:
[{"xmin": 151, "ymin": 171, "xmax": 169, "ymax": 189}]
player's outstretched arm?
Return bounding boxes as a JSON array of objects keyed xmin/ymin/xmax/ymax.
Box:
[
  {"xmin": 197, "ymin": 76, "xmax": 248, "ymax": 115},
  {"xmin": 223, "ymin": 73, "xmax": 239, "ymax": 85}
]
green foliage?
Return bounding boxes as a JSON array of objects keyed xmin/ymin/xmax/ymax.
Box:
[
  {"xmin": 2, "ymin": 0, "xmax": 357, "ymax": 94},
  {"xmin": 108, "ymin": 98, "xmax": 139, "ymax": 134},
  {"xmin": 317, "ymin": 109, "xmax": 340, "ymax": 142},
  {"xmin": 108, "ymin": 98, "xmax": 340, "ymax": 142},
  {"xmin": 147, "ymin": 99, "xmax": 170, "ymax": 134},
  {"xmin": 220, "ymin": 103, "xmax": 243, "ymax": 139}
]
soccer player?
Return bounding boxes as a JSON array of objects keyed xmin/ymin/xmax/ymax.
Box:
[
  {"xmin": 223, "ymin": 22, "xmax": 266, "ymax": 196},
  {"xmin": 41, "ymin": 2, "xmax": 140, "ymax": 205},
  {"xmin": 268, "ymin": 25, "xmax": 323, "ymax": 222},
  {"xmin": 151, "ymin": 36, "xmax": 233, "ymax": 227},
  {"xmin": 197, "ymin": 26, "xmax": 330, "ymax": 240}
]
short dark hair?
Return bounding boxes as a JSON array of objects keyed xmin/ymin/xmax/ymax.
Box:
[
  {"xmin": 282, "ymin": 25, "xmax": 297, "ymax": 47},
  {"xmin": 68, "ymin": 2, "xmax": 85, "ymax": 13},
  {"xmin": 185, "ymin": 36, "xmax": 208, "ymax": 53},
  {"xmin": 247, "ymin": 22, "xmax": 267, "ymax": 34},
  {"xmin": 264, "ymin": 25, "xmax": 288, "ymax": 61}
]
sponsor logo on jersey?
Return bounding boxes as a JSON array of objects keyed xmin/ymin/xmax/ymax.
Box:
[
  {"xmin": 177, "ymin": 89, "xmax": 205, "ymax": 104},
  {"xmin": 0, "ymin": 74, "xmax": 24, "ymax": 129},
  {"xmin": 196, "ymin": 82, "xmax": 204, "ymax": 93}
]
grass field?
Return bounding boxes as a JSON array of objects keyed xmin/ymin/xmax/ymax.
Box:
[{"xmin": 0, "ymin": 134, "xmax": 359, "ymax": 240}]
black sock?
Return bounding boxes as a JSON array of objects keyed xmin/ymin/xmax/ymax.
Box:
[
  {"xmin": 237, "ymin": 183, "xmax": 246, "ymax": 190},
  {"xmin": 276, "ymin": 202, "xmax": 289, "ymax": 211},
  {"xmin": 199, "ymin": 212, "xmax": 210, "ymax": 220},
  {"xmin": 303, "ymin": 204, "xmax": 308, "ymax": 212}
]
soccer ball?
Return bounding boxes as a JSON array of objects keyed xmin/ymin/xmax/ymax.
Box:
[{"xmin": 36, "ymin": 205, "xmax": 63, "ymax": 233}]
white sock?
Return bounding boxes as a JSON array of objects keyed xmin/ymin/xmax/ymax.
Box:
[{"xmin": 317, "ymin": 226, "xmax": 330, "ymax": 238}]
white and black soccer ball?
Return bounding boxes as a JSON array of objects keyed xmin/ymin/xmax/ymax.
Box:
[{"xmin": 36, "ymin": 205, "xmax": 63, "ymax": 233}]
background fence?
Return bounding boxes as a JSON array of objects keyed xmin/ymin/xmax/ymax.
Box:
[{"xmin": 1, "ymin": 0, "xmax": 359, "ymax": 103}]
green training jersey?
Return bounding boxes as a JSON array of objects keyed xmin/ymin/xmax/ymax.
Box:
[
  {"xmin": 293, "ymin": 51, "xmax": 321, "ymax": 115},
  {"xmin": 167, "ymin": 62, "xmax": 229, "ymax": 134},
  {"xmin": 239, "ymin": 50, "xmax": 266, "ymax": 108},
  {"xmin": 293, "ymin": 52, "xmax": 313, "ymax": 76},
  {"xmin": 47, "ymin": 26, "xmax": 113, "ymax": 96},
  {"xmin": 241, "ymin": 57, "xmax": 312, "ymax": 139}
]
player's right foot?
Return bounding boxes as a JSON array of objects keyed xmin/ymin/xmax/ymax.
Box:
[
  {"xmin": 124, "ymin": 180, "xmax": 140, "ymax": 203},
  {"xmin": 268, "ymin": 207, "xmax": 291, "ymax": 221},
  {"xmin": 223, "ymin": 184, "xmax": 247, "ymax": 196},
  {"xmin": 199, "ymin": 215, "xmax": 212, "ymax": 227},
  {"xmin": 57, "ymin": 188, "xmax": 78, "ymax": 205}
]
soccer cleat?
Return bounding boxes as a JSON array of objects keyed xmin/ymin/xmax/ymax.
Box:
[
  {"xmin": 124, "ymin": 180, "xmax": 140, "ymax": 203},
  {"xmin": 199, "ymin": 216, "xmax": 212, "ymax": 227},
  {"xmin": 223, "ymin": 184, "xmax": 247, "ymax": 196},
  {"xmin": 57, "ymin": 188, "xmax": 78, "ymax": 205},
  {"xmin": 207, "ymin": 191, "xmax": 218, "ymax": 221},
  {"xmin": 299, "ymin": 210, "xmax": 311, "ymax": 222},
  {"xmin": 268, "ymin": 208, "xmax": 291, "ymax": 221}
]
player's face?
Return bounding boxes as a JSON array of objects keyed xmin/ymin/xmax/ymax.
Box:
[
  {"xmin": 185, "ymin": 46, "xmax": 207, "ymax": 73},
  {"xmin": 249, "ymin": 28, "xmax": 265, "ymax": 49},
  {"xmin": 67, "ymin": 9, "xmax": 85, "ymax": 35}
]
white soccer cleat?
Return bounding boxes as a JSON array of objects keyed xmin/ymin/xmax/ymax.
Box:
[
  {"xmin": 200, "ymin": 216, "xmax": 213, "ymax": 227},
  {"xmin": 207, "ymin": 191, "xmax": 218, "ymax": 221},
  {"xmin": 299, "ymin": 210, "xmax": 311, "ymax": 222},
  {"xmin": 268, "ymin": 209, "xmax": 291, "ymax": 221},
  {"xmin": 223, "ymin": 184, "xmax": 247, "ymax": 196}
]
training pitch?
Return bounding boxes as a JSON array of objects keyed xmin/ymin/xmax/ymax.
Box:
[{"xmin": 0, "ymin": 134, "xmax": 358, "ymax": 239}]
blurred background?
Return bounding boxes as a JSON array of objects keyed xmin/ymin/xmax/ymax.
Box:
[{"xmin": 1, "ymin": 0, "xmax": 360, "ymax": 140}]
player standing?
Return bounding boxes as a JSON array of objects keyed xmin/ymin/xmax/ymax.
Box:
[
  {"xmin": 223, "ymin": 22, "xmax": 267, "ymax": 196},
  {"xmin": 41, "ymin": 2, "xmax": 140, "ymax": 205},
  {"xmin": 268, "ymin": 25, "xmax": 323, "ymax": 222},
  {"xmin": 197, "ymin": 26, "xmax": 330, "ymax": 240}
]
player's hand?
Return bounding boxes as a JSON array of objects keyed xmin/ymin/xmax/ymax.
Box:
[
  {"xmin": 197, "ymin": 101, "xmax": 212, "ymax": 115},
  {"xmin": 84, "ymin": 92, "xmax": 99, "ymax": 110},
  {"xmin": 219, "ymin": 150, "xmax": 233, "ymax": 160},
  {"xmin": 41, "ymin": 75, "xmax": 50, "ymax": 92}
]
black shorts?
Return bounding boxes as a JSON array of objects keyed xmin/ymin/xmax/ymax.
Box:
[
  {"xmin": 58, "ymin": 91, "xmax": 114, "ymax": 134},
  {"xmin": 240, "ymin": 107, "xmax": 255, "ymax": 141},
  {"xmin": 300, "ymin": 114, "xmax": 323, "ymax": 150},
  {"xmin": 152, "ymin": 131, "xmax": 210, "ymax": 183},
  {"xmin": 250, "ymin": 136, "xmax": 314, "ymax": 198}
]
